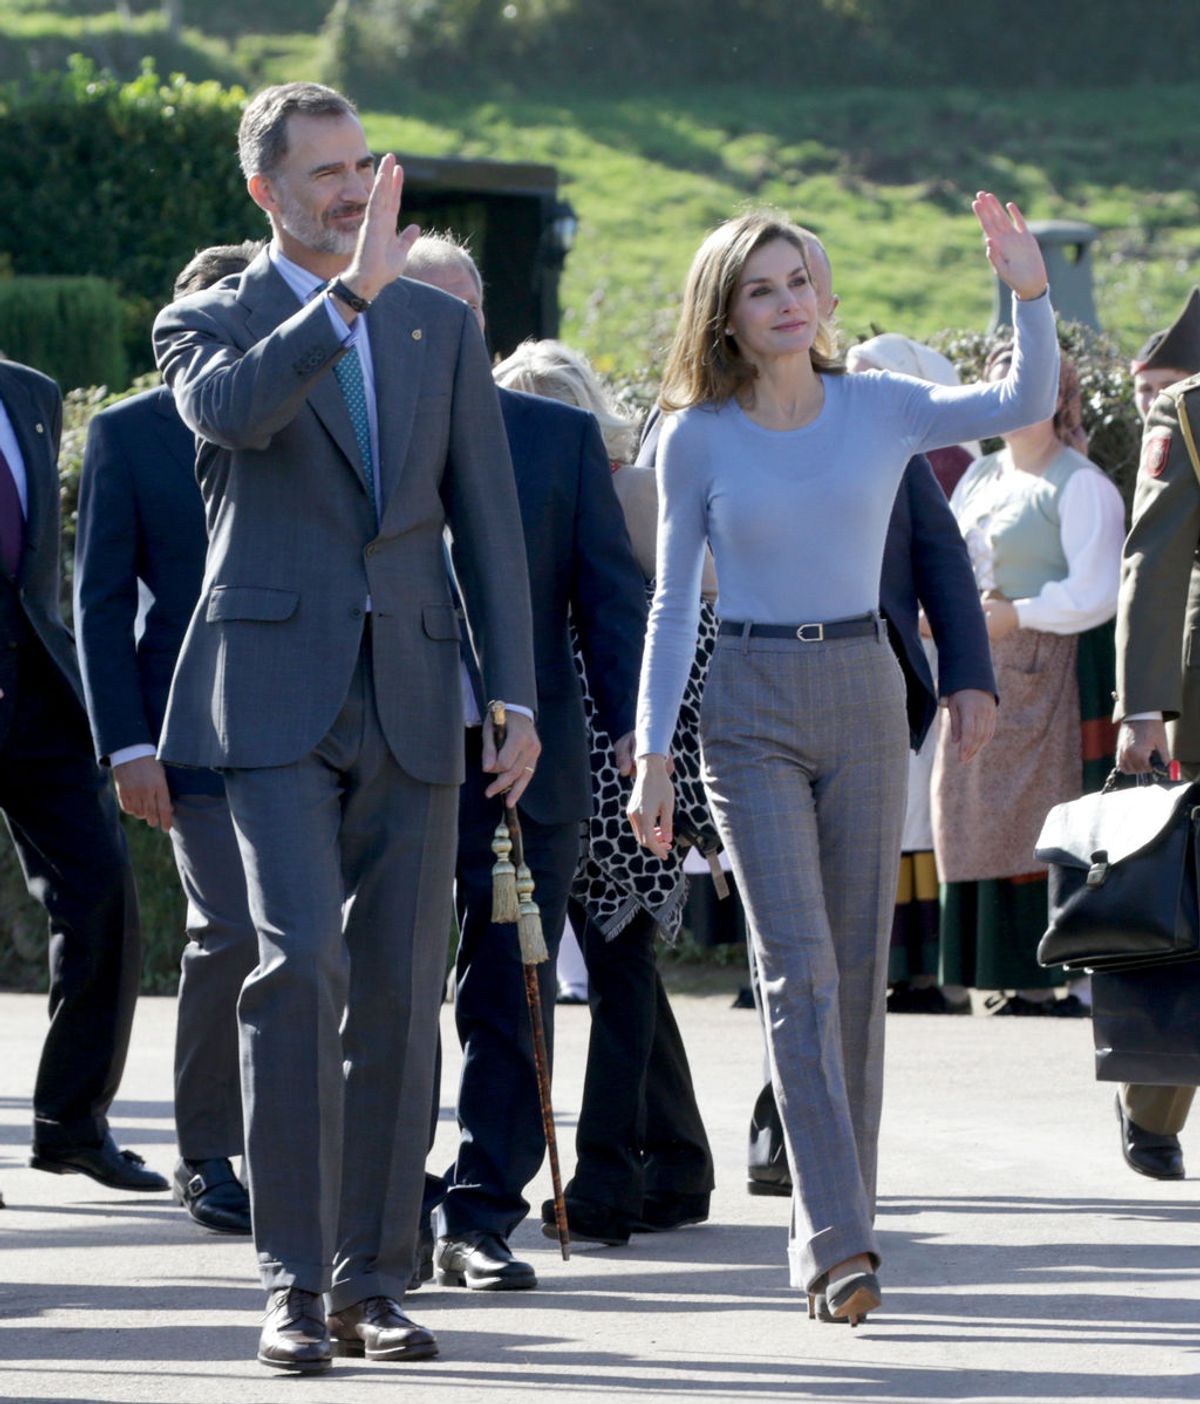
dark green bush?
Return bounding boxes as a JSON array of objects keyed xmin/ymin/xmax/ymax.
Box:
[
  {"xmin": 0, "ymin": 276, "xmax": 127, "ymax": 393},
  {"xmin": 322, "ymin": 0, "xmax": 1200, "ymax": 96},
  {"xmin": 930, "ymin": 320, "xmax": 1141, "ymax": 512},
  {"xmin": 0, "ymin": 56, "xmax": 251, "ymax": 382}
]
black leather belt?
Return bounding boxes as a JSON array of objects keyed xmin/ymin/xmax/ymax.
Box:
[{"xmin": 718, "ymin": 613, "xmax": 879, "ymax": 643}]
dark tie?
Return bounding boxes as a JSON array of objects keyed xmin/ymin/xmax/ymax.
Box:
[{"xmin": 0, "ymin": 444, "xmax": 24, "ymax": 579}]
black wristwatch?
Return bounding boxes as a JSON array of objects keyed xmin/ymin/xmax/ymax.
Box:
[{"xmin": 328, "ymin": 278, "xmax": 372, "ymax": 313}]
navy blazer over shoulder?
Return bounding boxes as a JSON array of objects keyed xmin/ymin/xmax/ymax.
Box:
[{"xmin": 74, "ymin": 384, "xmax": 222, "ymax": 795}]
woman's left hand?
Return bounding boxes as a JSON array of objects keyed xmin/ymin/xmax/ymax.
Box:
[
  {"xmin": 972, "ymin": 192, "xmax": 1048, "ymax": 301},
  {"xmin": 982, "ymin": 595, "xmax": 1019, "ymax": 641}
]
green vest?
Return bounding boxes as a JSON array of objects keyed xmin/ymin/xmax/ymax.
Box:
[{"xmin": 955, "ymin": 445, "xmax": 1090, "ymax": 599}]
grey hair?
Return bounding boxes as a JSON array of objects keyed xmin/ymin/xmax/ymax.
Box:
[
  {"xmin": 237, "ymin": 82, "xmax": 358, "ymax": 181},
  {"xmin": 405, "ymin": 231, "xmax": 484, "ymax": 297},
  {"xmin": 493, "ymin": 339, "xmax": 637, "ymax": 464}
]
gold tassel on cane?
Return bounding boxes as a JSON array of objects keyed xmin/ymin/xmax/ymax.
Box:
[
  {"xmin": 490, "ymin": 820, "xmax": 519, "ymax": 923},
  {"xmin": 515, "ymin": 860, "xmax": 548, "ymax": 964}
]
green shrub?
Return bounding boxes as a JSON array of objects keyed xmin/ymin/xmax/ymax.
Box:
[
  {"xmin": 0, "ymin": 276, "xmax": 126, "ymax": 393},
  {"xmin": 0, "ymin": 56, "xmax": 251, "ymax": 382}
]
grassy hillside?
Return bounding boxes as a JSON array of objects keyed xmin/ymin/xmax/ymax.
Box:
[{"xmin": 363, "ymin": 83, "xmax": 1198, "ymax": 382}]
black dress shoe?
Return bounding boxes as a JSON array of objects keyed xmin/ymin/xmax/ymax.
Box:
[
  {"xmin": 173, "ymin": 1158, "xmax": 251, "ymax": 1235},
  {"xmin": 630, "ymin": 1192, "xmax": 710, "ymax": 1233},
  {"xmin": 328, "ymin": 1295, "xmax": 438, "ymax": 1361},
  {"xmin": 30, "ymin": 1133, "xmax": 168, "ymax": 1192},
  {"xmin": 747, "ymin": 1168, "xmax": 792, "ymax": 1197},
  {"xmin": 1116, "ymin": 1095, "xmax": 1185, "ymax": 1180},
  {"xmin": 257, "ymin": 1287, "xmax": 331, "ymax": 1373},
  {"xmin": 434, "ymin": 1230, "xmax": 537, "ymax": 1290},
  {"xmin": 542, "ymin": 1195, "xmax": 630, "ymax": 1246},
  {"xmin": 985, "ymin": 993, "xmax": 1054, "ymax": 1017}
]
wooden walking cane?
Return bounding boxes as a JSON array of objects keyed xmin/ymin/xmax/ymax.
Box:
[{"xmin": 488, "ymin": 701, "xmax": 571, "ymax": 1261}]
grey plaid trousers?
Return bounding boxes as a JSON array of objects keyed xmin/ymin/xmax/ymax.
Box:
[{"xmin": 700, "ymin": 626, "xmax": 908, "ymax": 1290}]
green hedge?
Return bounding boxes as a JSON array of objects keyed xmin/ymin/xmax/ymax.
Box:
[
  {"xmin": 0, "ymin": 57, "xmax": 251, "ymax": 382},
  {"xmin": 0, "ymin": 276, "xmax": 127, "ymax": 392}
]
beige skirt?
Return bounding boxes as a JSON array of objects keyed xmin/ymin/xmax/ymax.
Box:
[{"xmin": 932, "ymin": 629, "xmax": 1081, "ymax": 883}]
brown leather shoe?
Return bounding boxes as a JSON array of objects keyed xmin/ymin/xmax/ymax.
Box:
[
  {"xmin": 257, "ymin": 1287, "xmax": 331, "ymax": 1373},
  {"xmin": 328, "ymin": 1295, "xmax": 439, "ymax": 1362}
]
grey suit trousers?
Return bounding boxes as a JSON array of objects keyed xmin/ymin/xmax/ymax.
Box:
[
  {"xmin": 700, "ymin": 628, "xmax": 907, "ymax": 1292},
  {"xmin": 169, "ymin": 792, "xmax": 257, "ymax": 1160},
  {"xmin": 224, "ymin": 638, "xmax": 458, "ymax": 1309}
]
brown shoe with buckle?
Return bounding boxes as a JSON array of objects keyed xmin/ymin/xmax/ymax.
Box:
[
  {"xmin": 257, "ymin": 1287, "xmax": 331, "ymax": 1373},
  {"xmin": 328, "ymin": 1295, "xmax": 439, "ymax": 1361}
]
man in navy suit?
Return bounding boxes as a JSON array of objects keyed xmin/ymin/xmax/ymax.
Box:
[
  {"xmin": 405, "ymin": 234, "xmax": 647, "ymax": 1290},
  {"xmin": 0, "ymin": 355, "xmax": 161, "ymax": 1193},
  {"xmin": 74, "ymin": 242, "xmax": 263, "ymax": 1233}
]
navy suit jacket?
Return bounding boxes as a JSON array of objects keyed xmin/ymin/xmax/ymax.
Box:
[
  {"xmin": 489, "ymin": 388, "xmax": 646, "ymax": 826},
  {"xmin": 882, "ymin": 454, "xmax": 995, "ymax": 750},
  {"xmin": 74, "ymin": 384, "xmax": 222, "ymax": 796}
]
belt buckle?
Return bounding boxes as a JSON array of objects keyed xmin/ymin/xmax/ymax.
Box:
[{"xmin": 795, "ymin": 622, "xmax": 824, "ymax": 642}]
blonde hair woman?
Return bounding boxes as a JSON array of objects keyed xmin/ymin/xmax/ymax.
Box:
[
  {"xmin": 628, "ymin": 197, "xmax": 1058, "ymax": 1323},
  {"xmin": 493, "ymin": 339, "xmax": 637, "ymax": 464}
]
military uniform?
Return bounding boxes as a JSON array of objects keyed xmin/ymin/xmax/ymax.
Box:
[{"xmin": 1112, "ymin": 371, "xmax": 1200, "ymax": 1137}]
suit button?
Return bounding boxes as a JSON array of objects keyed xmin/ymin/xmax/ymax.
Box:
[
  {"xmin": 350, "ymin": 607, "xmax": 363, "ymax": 618},
  {"xmin": 365, "ymin": 543, "xmax": 377, "ymax": 557}
]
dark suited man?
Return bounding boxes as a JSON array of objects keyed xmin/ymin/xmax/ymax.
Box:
[
  {"xmin": 153, "ymin": 83, "xmax": 538, "ymax": 1372},
  {"xmin": 727, "ymin": 232, "xmax": 997, "ymax": 1194},
  {"xmin": 1110, "ymin": 288, "xmax": 1200, "ymax": 1180},
  {"xmin": 404, "ymin": 234, "xmax": 646, "ymax": 1290},
  {"xmin": 0, "ymin": 355, "xmax": 163, "ymax": 1194},
  {"xmin": 75, "ymin": 242, "xmax": 264, "ymax": 1235}
]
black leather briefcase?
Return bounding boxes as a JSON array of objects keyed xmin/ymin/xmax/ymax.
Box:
[{"xmin": 1035, "ymin": 772, "xmax": 1200, "ymax": 973}]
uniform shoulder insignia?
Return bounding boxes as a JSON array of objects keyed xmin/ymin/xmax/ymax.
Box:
[{"xmin": 1140, "ymin": 427, "xmax": 1173, "ymax": 479}]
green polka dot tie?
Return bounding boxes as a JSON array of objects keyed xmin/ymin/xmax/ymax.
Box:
[{"xmin": 333, "ymin": 344, "xmax": 378, "ymax": 519}]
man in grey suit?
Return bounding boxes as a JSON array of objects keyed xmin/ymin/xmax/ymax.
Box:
[{"xmin": 153, "ymin": 82, "xmax": 539, "ymax": 1374}]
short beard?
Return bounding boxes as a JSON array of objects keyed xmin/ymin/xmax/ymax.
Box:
[{"xmin": 274, "ymin": 188, "xmax": 361, "ymax": 258}]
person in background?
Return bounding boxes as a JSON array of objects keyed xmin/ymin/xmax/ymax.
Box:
[
  {"xmin": 629, "ymin": 196, "xmax": 1055, "ymax": 1324},
  {"xmin": 0, "ymin": 354, "xmax": 162, "ymax": 1197},
  {"xmin": 845, "ymin": 333, "xmax": 980, "ymax": 1016},
  {"xmin": 1130, "ymin": 288, "xmax": 1200, "ymax": 422},
  {"xmin": 1108, "ymin": 289, "xmax": 1200, "ymax": 1180},
  {"xmin": 404, "ymin": 240, "xmax": 647, "ymax": 1291},
  {"xmin": 74, "ymin": 242, "xmax": 264, "ymax": 1236},
  {"xmin": 933, "ymin": 347, "xmax": 1126, "ymax": 1017},
  {"xmin": 494, "ymin": 336, "xmax": 717, "ymax": 1248}
]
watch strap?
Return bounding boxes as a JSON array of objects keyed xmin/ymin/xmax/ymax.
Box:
[{"xmin": 328, "ymin": 278, "xmax": 372, "ymax": 313}]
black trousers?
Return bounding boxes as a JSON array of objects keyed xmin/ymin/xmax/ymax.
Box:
[
  {"xmin": 564, "ymin": 901, "xmax": 713, "ymax": 1217},
  {"xmin": 0, "ymin": 637, "xmax": 140, "ymax": 1150},
  {"xmin": 433, "ymin": 728, "xmax": 581, "ymax": 1238}
]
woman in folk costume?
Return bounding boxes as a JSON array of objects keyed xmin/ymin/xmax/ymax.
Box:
[
  {"xmin": 629, "ymin": 196, "xmax": 1057, "ymax": 1324},
  {"xmin": 932, "ymin": 346, "xmax": 1126, "ymax": 1015}
]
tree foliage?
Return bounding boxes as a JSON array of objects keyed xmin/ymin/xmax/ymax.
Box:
[{"xmin": 0, "ymin": 56, "xmax": 251, "ymax": 379}]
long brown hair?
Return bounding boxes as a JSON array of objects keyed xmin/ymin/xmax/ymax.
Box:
[{"xmin": 660, "ymin": 210, "xmax": 843, "ymax": 412}]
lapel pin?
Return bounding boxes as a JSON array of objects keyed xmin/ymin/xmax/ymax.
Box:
[
  {"xmin": 411, "ymin": 329, "xmax": 423, "ymax": 341},
  {"xmin": 35, "ymin": 423, "xmax": 44, "ymax": 434}
]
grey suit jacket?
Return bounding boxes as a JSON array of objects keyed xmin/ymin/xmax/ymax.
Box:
[{"xmin": 152, "ymin": 251, "xmax": 535, "ymax": 782}]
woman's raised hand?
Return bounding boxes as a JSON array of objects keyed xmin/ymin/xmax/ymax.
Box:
[{"xmin": 972, "ymin": 192, "xmax": 1048, "ymax": 301}]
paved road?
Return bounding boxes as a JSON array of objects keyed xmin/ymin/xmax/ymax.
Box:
[{"xmin": 0, "ymin": 989, "xmax": 1195, "ymax": 1402}]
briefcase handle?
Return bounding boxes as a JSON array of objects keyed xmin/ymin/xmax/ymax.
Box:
[{"xmin": 1100, "ymin": 751, "xmax": 1172, "ymax": 794}]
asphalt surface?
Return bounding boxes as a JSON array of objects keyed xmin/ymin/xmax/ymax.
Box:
[{"xmin": 0, "ymin": 988, "xmax": 1195, "ymax": 1403}]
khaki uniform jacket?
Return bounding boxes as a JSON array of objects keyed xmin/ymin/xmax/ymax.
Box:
[{"xmin": 1114, "ymin": 372, "xmax": 1200, "ymax": 764}]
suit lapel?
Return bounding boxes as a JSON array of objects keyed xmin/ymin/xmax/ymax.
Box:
[
  {"xmin": 0, "ymin": 367, "xmax": 50, "ymax": 585},
  {"xmin": 368, "ymin": 280, "xmax": 420, "ymax": 517},
  {"xmin": 239, "ymin": 256, "xmax": 367, "ymax": 493}
]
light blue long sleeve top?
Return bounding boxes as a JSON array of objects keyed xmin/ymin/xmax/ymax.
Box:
[{"xmin": 635, "ymin": 291, "xmax": 1059, "ymax": 756}]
